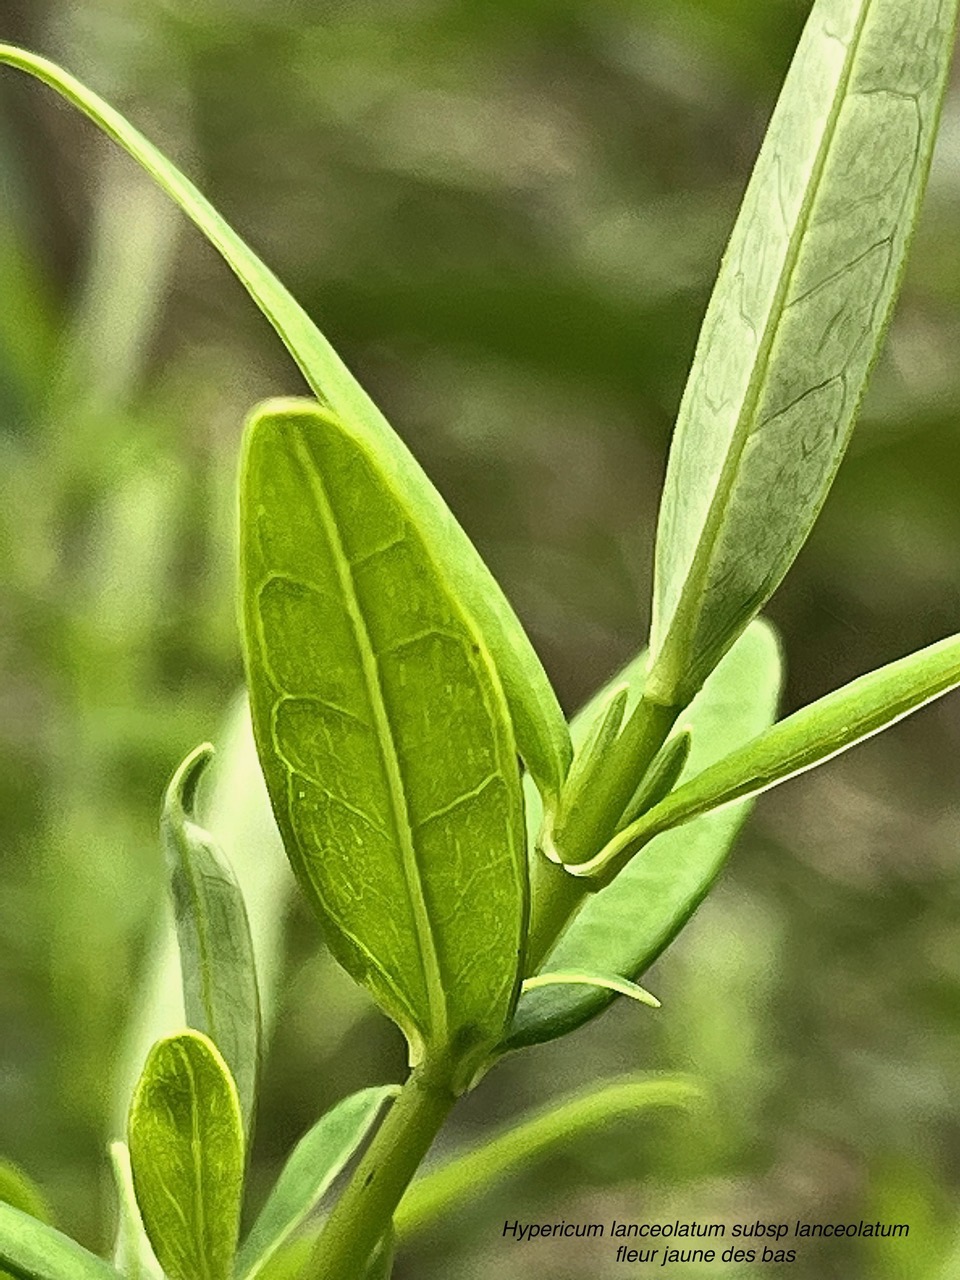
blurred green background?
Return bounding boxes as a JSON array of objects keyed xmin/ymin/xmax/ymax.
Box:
[{"xmin": 2, "ymin": 1, "xmax": 960, "ymax": 1277}]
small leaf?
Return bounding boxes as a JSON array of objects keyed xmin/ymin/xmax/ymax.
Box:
[
  {"xmin": 0, "ymin": 1162, "xmax": 53, "ymax": 1280},
  {"xmin": 0, "ymin": 1202, "xmax": 121, "ymax": 1280},
  {"xmin": 108, "ymin": 1143, "xmax": 162, "ymax": 1280},
  {"xmin": 544, "ymin": 688, "xmax": 627, "ymax": 859},
  {"xmin": 620, "ymin": 729, "xmax": 691, "ymax": 828},
  {"xmin": 361, "ymin": 1230, "xmax": 395, "ymax": 1280},
  {"xmin": 591, "ymin": 630, "xmax": 960, "ymax": 881},
  {"xmin": 235, "ymin": 1085, "xmax": 398, "ymax": 1280},
  {"xmin": 0, "ymin": 44, "xmax": 571, "ymax": 805},
  {"xmin": 162, "ymin": 743, "xmax": 262, "ymax": 1138},
  {"xmin": 0, "ymin": 1163, "xmax": 51, "ymax": 1229},
  {"xmin": 648, "ymin": 0, "xmax": 960, "ymax": 708},
  {"xmin": 128, "ymin": 1031, "xmax": 244, "ymax": 1280},
  {"xmin": 396, "ymin": 1074, "xmax": 704, "ymax": 1239},
  {"xmin": 240, "ymin": 400, "xmax": 527, "ymax": 1079},
  {"xmin": 521, "ymin": 971, "xmax": 660, "ymax": 1009},
  {"xmin": 511, "ymin": 620, "xmax": 781, "ymax": 1049}
]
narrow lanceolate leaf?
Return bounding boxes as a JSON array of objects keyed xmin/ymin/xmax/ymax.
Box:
[
  {"xmin": 241, "ymin": 400, "xmax": 527, "ymax": 1076},
  {"xmin": 396, "ymin": 1075, "xmax": 704, "ymax": 1239},
  {"xmin": 162, "ymin": 744, "xmax": 261, "ymax": 1138},
  {"xmin": 234, "ymin": 1086, "xmax": 398, "ymax": 1280},
  {"xmin": 128, "ymin": 1032, "xmax": 244, "ymax": 1280},
  {"xmin": 0, "ymin": 1202, "xmax": 121, "ymax": 1280},
  {"xmin": 587, "ymin": 631, "xmax": 960, "ymax": 883},
  {"xmin": 510, "ymin": 620, "xmax": 780, "ymax": 1050},
  {"xmin": 0, "ymin": 45, "xmax": 571, "ymax": 805},
  {"xmin": 108, "ymin": 1144, "xmax": 162, "ymax": 1280},
  {"xmin": 648, "ymin": 0, "xmax": 960, "ymax": 709}
]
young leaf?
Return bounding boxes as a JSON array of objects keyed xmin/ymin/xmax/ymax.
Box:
[
  {"xmin": 361, "ymin": 1230, "xmax": 395, "ymax": 1280},
  {"xmin": 0, "ymin": 1163, "xmax": 50, "ymax": 1231},
  {"xmin": 128, "ymin": 1031, "xmax": 244, "ymax": 1280},
  {"xmin": 108, "ymin": 1143, "xmax": 162, "ymax": 1280},
  {"xmin": 620, "ymin": 728, "xmax": 692, "ymax": 828},
  {"xmin": 545, "ymin": 687, "xmax": 628, "ymax": 857},
  {"xmin": 0, "ymin": 44, "xmax": 571, "ymax": 805},
  {"xmin": 521, "ymin": 971, "xmax": 660, "ymax": 1009},
  {"xmin": 235, "ymin": 1085, "xmax": 398, "ymax": 1280},
  {"xmin": 241, "ymin": 400, "xmax": 527, "ymax": 1078},
  {"xmin": 115, "ymin": 695, "xmax": 291, "ymax": 1141},
  {"xmin": 0, "ymin": 1162, "xmax": 53, "ymax": 1280},
  {"xmin": 0, "ymin": 1203, "xmax": 121, "ymax": 1280},
  {"xmin": 588, "ymin": 630, "xmax": 960, "ymax": 882},
  {"xmin": 395, "ymin": 1074, "xmax": 704, "ymax": 1239},
  {"xmin": 511, "ymin": 620, "xmax": 781, "ymax": 1049},
  {"xmin": 648, "ymin": 0, "xmax": 960, "ymax": 709},
  {"xmin": 162, "ymin": 743, "xmax": 262, "ymax": 1139}
]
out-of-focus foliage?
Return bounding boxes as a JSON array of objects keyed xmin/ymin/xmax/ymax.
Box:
[{"xmin": 1, "ymin": 2, "xmax": 959, "ymax": 1278}]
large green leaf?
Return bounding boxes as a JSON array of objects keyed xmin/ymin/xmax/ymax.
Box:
[
  {"xmin": 396, "ymin": 1074, "xmax": 703, "ymax": 1238},
  {"xmin": 648, "ymin": 0, "xmax": 960, "ymax": 708},
  {"xmin": 510, "ymin": 619, "xmax": 781, "ymax": 1049},
  {"xmin": 161, "ymin": 744, "xmax": 262, "ymax": 1138},
  {"xmin": 240, "ymin": 400, "xmax": 527, "ymax": 1078},
  {"xmin": 235, "ymin": 1086, "xmax": 398, "ymax": 1280},
  {"xmin": 588, "ymin": 630, "xmax": 960, "ymax": 881},
  {"xmin": 0, "ymin": 44, "xmax": 571, "ymax": 805},
  {"xmin": 128, "ymin": 1032, "xmax": 244, "ymax": 1280},
  {"xmin": 0, "ymin": 1203, "xmax": 120, "ymax": 1280}
]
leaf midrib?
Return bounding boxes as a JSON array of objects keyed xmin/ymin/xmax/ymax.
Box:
[
  {"xmin": 291, "ymin": 432, "xmax": 447, "ymax": 1048},
  {"xmin": 178, "ymin": 1043, "xmax": 215, "ymax": 1280},
  {"xmin": 655, "ymin": 0, "xmax": 875, "ymax": 691}
]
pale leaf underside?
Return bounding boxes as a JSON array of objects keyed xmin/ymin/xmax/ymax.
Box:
[
  {"xmin": 242, "ymin": 403, "xmax": 526, "ymax": 1068},
  {"xmin": 650, "ymin": 0, "xmax": 960, "ymax": 705}
]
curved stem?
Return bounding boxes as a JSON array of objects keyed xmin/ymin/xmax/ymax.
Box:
[{"xmin": 310, "ymin": 1061, "xmax": 456, "ymax": 1279}]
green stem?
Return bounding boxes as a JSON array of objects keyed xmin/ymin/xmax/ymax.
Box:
[
  {"xmin": 310, "ymin": 1061, "xmax": 456, "ymax": 1279},
  {"xmin": 525, "ymin": 854, "xmax": 590, "ymax": 974},
  {"xmin": 527, "ymin": 696, "xmax": 680, "ymax": 969},
  {"xmin": 395, "ymin": 1074, "xmax": 705, "ymax": 1240},
  {"xmin": 552, "ymin": 696, "xmax": 679, "ymax": 866}
]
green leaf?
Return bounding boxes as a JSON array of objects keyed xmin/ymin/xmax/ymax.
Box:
[
  {"xmin": 0, "ymin": 1163, "xmax": 54, "ymax": 1280},
  {"xmin": 0, "ymin": 1203, "xmax": 121, "ymax": 1280},
  {"xmin": 235, "ymin": 1086, "xmax": 398, "ymax": 1280},
  {"xmin": 620, "ymin": 728, "xmax": 691, "ymax": 828},
  {"xmin": 395, "ymin": 1074, "xmax": 704, "ymax": 1239},
  {"xmin": 240, "ymin": 400, "xmax": 527, "ymax": 1079},
  {"xmin": 589, "ymin": 630, "xmax": 960, "ymax": 882},
  {"xmin": 128, "ymin": 1031, "xmax": 245, "ymax": 1280},
  {"xmin": 162, "ymin": 744, "xmax": 262, "ymax": 1139},
  {"xmin": 546, "ymin": 687, "xmax": 627, "ymax": 853},
  {"xmin": 0, "ymin": 1164, "xmax": 50, "ymax": 1229},
  {"xmin": 648, "ymin": 0, "xmax": 960, "ymax": 709},
  {"xmin": 361, "ymin": 1230, "xmax": 395, "ymax": 1280},
  {"xmin": 521, "ymin": 971, "xmax": 659, "ymax": 1009},
  {"xmin": 108, "ymin": 1143, "xmax": 162, "ymax": 1280},
  {"xmin": 0, "ymin": 44, "xmax": 571, "ymax": 805},
  {"xmin": 510, "ymin": 620, "xmax": 781, "ymax": 1049}
]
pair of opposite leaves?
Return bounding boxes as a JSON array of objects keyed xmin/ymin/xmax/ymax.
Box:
[{"xmin": 2, "ymin": 0, "xmax": 960, "ymax": 1080}]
